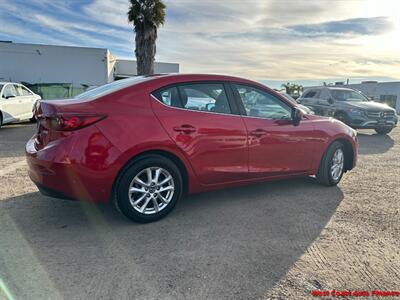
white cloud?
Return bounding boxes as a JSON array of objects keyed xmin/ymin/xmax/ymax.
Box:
[{"xmin": 1, "ymin": 0, "xmax": 399, "ymax": 81}]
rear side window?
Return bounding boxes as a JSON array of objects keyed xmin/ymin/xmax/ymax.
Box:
[
  {"xmin": 179, "ymin": 83, "xmax": 231, "ymax": 114},
  {"xmin": 154, "ymin": 86, "xmax": 181, "ymax": 107},
  {"xmin": 2, "ymin": 84, "xmax": 17, "ymax": 98},
  {"xmin": 153, "ymin": 83, "xmax": 232, "ymax": 114},
  {"xmin": 303, "ymin": 90, "xmax": 320, "ymax": 98}
]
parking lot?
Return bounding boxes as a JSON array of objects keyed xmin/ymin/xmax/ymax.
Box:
[{"xmin": 0, "ymin": 122, "xmax": 399, "ymax": 299}]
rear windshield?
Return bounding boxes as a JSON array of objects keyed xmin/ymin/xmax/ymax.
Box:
[{"xmin": 75, "ymin": 76, "xmax": 149, "ymax": 100}]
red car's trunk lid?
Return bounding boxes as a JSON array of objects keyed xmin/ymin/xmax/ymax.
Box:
[{"xmin": 34, "ymin": 99, "xmax": 105, "ymax": 150}]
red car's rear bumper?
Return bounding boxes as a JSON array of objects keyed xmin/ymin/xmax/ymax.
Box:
[{"xmin": 26, "ymin": 127, "xmax": 122, "ymax": 203}]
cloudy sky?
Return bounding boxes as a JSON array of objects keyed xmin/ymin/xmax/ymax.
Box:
[{"xmin": 0, "ymin": 0, "xmax": 399, "ymax": 88}]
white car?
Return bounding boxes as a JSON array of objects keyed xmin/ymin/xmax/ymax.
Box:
[{"xmin": 0, "ymin": 82, "xmax": 41, "ymax": 127}]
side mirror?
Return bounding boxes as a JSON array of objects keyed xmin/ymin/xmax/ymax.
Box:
[
  {"xmin": 291, "ymin": 107, "xmax": 304, "ymax": 126},
  {"xmin": 328, "ymin": 97, "xmax": 334, "ymax": 104}
]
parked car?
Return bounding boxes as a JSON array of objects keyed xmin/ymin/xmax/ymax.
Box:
[
  {"xmin": 298, "ymin": 87, "xmax": 398, "ymax": 134},
  {"xmin": 0, "ymin": 82, "xmax": 41, "ymax": 127},
  {"xmin": 280, "ymin": 93, "xmax": 315, "ymax": 115},
  {"xmin": 26, "ymin": 74, "xmax": 358, "ymax": 223}
]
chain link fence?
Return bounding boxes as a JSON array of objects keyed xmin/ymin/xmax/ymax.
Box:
[{"xmin": 21, "ymin": 83, "xmax": 90, "ymax": 100}]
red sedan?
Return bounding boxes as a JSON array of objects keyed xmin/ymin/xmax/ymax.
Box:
[{"xmin": 26, "ymin": 74, "xmax": 358, "ymax": 223}]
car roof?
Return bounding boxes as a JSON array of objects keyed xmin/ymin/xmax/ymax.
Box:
[
  {"xmin": 75, "ymin": 73, "xmax": 287, "ymax": 103},
  {"xmin": 144, "ymin": 73, "xmax": 261, "ymax": 83},
  {"xmin": 306, "ymin": 86, "xmax": 356, "ymax": 91},
  {"xmin": 326, "ymin": 87, "xmax": 357, "ymax": 91},
  {"xmin": 0, "ymin": 82, "xmax": 24, "ymax": 85},
  {"xmin": 138, "ymin": 73, "xmax": 271, "ymax": 91}
]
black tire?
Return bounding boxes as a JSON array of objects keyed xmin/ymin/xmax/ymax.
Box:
[
  {"xmin": 334, "ymin": 112, "xmax": 349, "ymax": 125},
  {"xmin": 114, "ymin": 155, "xmax": 183, "ymax": 223},
  {"xmin": 30, "ymin": 116, "xmax": 37, "ymax": 123},
  {"xmin": 316, "ymin": 141, "xmax": 345, "ymax": 186},
  {"xmin": 374, "ymin": 127, "xmax": 393, "ymax": 135}
]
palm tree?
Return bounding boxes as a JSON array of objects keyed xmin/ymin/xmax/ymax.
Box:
[
  {"xmin": 281, "ymin": 82, "xmax": 292, "ymax": 94},
  {"xmin": 128, "ymin": 0, "xmax": 166, "ymax": 75},
  {"xmin": 292, "ymin": 84, "xmax": 303, "ymax": 95},
  {"xmin": 281, "ymin": 82, "xmax": 303, "ymax": 95}
]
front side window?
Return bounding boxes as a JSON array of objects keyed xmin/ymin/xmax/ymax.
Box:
[
  {"xmin": 153, "ymin": 83, "xmax": 232, "ymax": 114},
  {"xmin": 330, "ymin": 89, "xmax": 368, "ymax": 102},
  {"xmin": 21, "ymin": 86, "xmax": 33, "ymax": 96},
  {"xmin": 234, "ymin": 84, "xmax": 292, "ymax": 120},
  {"xmin": 2, "ymin": 84, "xmax": 17, "ymax": 99},
  {"xmin": 14, "ymin": 85, "xmax": 23, "ymax": 96}
]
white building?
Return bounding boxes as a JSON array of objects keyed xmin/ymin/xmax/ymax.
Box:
[{"xmin": 0, "ymin": 41, "xmax": 179, "ymax": 87}]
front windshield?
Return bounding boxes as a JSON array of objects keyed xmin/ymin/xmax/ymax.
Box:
[
  {"xmin": 330, "ymin": 89, "xmax": 368, "ymax": 102},
  {"xmin": 75, "ymin": 76, "xmax": 148, "ymax": 100}
]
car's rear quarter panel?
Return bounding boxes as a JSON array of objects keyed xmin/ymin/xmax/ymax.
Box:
[
  {"xmin": 27, "ymin": 124, "xmax": 122, "ymax": 202},
  {"xmin": 94, "ymin": 81, "xmax": 202, "ymax": 196}
]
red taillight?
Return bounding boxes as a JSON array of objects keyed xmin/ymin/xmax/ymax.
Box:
[{"xmin": 47, "ymin": 114, "xmax": 106, "ymax": 131}]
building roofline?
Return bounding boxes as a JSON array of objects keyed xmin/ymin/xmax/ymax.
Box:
[
  {"xmin": 348, "ymin": 81, "xmax": 400, "ymax": 85},
  {"xmin": 0, "ymin": 41, "xmax": 108, "ymax": 51},
  {"xmin": 116, "ymin": 58, "xmax": 179, "ymax": 65}
]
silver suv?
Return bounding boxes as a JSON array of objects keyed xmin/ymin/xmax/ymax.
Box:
[{"xmin": 298, "ymin": 87, "xmax": 398, "ymax": 134}]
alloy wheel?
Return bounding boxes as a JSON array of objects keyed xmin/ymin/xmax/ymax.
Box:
[
  {"xmin": 128, "ymin": 167, "xmax": 175, "ymax": 215},
  {"xmin": 330, "ymin": 148, "xmax": 344, "ymax": 181}
]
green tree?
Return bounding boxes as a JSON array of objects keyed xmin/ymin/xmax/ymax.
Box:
[
  {"xmin": 281, "ymin": 82, "xmax": 292, "ymax": 94},
  {"xmin": 128, "ymin": 0, "xmax": 166, "ymax": 75},
  {"xmin": 281, "ymin": 82, "xmax": 303, "ymax": 95}
]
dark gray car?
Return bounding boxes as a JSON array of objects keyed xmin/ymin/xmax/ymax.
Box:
[{"xmin": 298, "ymin": 87, "xmax": 398, "ymax": 134}]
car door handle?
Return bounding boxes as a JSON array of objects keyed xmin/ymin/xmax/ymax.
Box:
[
  {"xmin": 249, "ymin": 129, "xmax": 267, "ymax": 137},
  {"xmin": 173, "ymin": 124, "xmax": 196, "ymax": 134}
]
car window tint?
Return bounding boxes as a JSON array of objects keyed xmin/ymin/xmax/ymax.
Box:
[
  {"xmin": 234, "ymin": 84, "xmax": 291, "ymax": 120},
  {"xmin": 2, "ymin": 85, "xmax": 17, "ymax": 98},
  {"xmin": 178, "ymin": 83, "xmax": 231, "ymax": 114},
  {"xmin": 75, "ymin": 76, "xmax": 150, "ymax": 99},
  {"xmin": 21, "ymin": 86, "xmax": 32, "ymax": 96},
  {"xmin": 303, "ymin": 90, "xmax": 320, "ymax": 98},
  {"xmin": 14, "ymin": 85, "xmax": 24, "ymax": 96},
  {"xmin": 330, "ymin": 90, "xmax": 368, "ymax": 102},
  {"xmin": 154, "ymin": 86, "xmax": 181, "ymax": 107},
  {"xmin": 154, "ymin": 83, "xmax": 232, "ymax": 114}
]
